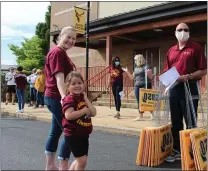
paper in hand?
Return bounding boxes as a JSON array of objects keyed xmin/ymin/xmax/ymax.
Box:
[
  {"xmin": 119, "ymin": 91, "xmax": 125, "ymax": 99},
  {"xmin": 159, "ymin": 67, "xmax": 180, "ymax": 93}
]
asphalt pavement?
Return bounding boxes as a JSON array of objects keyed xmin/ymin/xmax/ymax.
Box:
[{"xmin": 1, "ymin": 116, "xmax": 181, "ymax": 170}]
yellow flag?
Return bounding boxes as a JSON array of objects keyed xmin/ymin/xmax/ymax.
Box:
[{"xmin": 73, "ymin": 6, "xmax": 86, "ymax": 34}]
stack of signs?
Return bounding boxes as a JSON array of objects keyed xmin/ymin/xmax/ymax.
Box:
[
  {"xmin": 190, "ymin": 129, "xmax": 207, "ymax": 170},
  {"xmin": 180, "ymin": 128, "xmax": 197, "ymax": 170},
  {"xmin": 136, "ymin": 124, "xmax": 173, "ymax": 167},
  {"xmin": 180, "ymin": 128, "xmax": 207, "ymax": 171},
  {"xmin": 139, "ymin": 88, "xmax": 164, "ymax": 112}
]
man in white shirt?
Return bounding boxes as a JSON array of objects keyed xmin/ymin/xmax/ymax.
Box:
[
  {"xmin": 27, "ymin": 68, "xmax": 38, "ymax": 107},
  {"xmin": 5, "ymin": 67, "xmax": 16, "ymax": 105}
]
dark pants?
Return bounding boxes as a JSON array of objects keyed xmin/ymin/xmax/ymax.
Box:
[
  {"xmin": 44, "ymin": 96, "xmax": 65, "ymax": 154},
  {"xmin": 36, "ymin": 91, "xmax": 44, "ymax": 107},
  {"xmin": 135, "ymin": 82, "xmax": 152, "ymax": 112},
  {"xmin": 112, "ymin": 82, "xmax": 123, "ymax": 112},
  {"xmin": 169, "ymin": 81, "xmax": 198, "ymax": 152},
  {"xmin": 16, "ymin": 89, "xmax": 25, "ymax": 110},
  {"xmin": 30, "ymin": 87, "xmax": 37, "ymax": 102}
]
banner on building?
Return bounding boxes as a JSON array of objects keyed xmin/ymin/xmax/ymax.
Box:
[
  {"xmin": 73, "ymin": 6, "xmax": 86, "ymax": 34},
  {"xmin": 139, "ymin": 88, "xmax": 164, "ymax": 112}
]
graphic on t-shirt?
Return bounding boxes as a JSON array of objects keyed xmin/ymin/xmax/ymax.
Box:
[
  {"xmin": 111, "ymin": 69, "xmax": 120, "ymax": 78},
  {"xmin": 76, "ymin": 100, "xmax": 92, "ymax": 127}
]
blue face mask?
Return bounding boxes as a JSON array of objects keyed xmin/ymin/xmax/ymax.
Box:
[{"xmin": 115, "ymin": 61, "xmax": 120, "ymax": 66}]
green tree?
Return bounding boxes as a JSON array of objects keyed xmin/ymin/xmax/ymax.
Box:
[
  {"xmin": 8, "ymin": 5, "xmax": 51, "ymax": 70},
  {"xmin": 35, "ymin": 5, "xmax": 51, "ymax": 55},
  {"xmin": 8, "ymin": 36, "xmax": 45, "ymax": 71}
]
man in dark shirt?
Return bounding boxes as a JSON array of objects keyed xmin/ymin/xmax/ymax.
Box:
[{"xmin": 164, "ymin": 23, "xmax": 207, "ymax": 163}]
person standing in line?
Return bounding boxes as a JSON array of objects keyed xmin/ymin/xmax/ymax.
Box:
[
  {"xmin": 34, "ymin": 69, "xmax": 45, "ymax": 108},
  {"xmin": 124, "ymin": 54, "xmax": 153, "ymax": 121},
  {"xmin": 58, "ymin": 71, "xmax": 96, "ymax": 170},
  {"xmin": 5, "ymin": 67, "xmax": 16, "ymax": 105},
  {"xmin": 14, "ymin": 66, "xmax": 27, "ymax": 113},
  {"xmin": 27, "ymin": 68, "xmax": 38, "ymax": 107},
  {"xmin": 44, "ymin": 26, "xmax": 76, "ymax": 170},
  {"xmin": 163, "ymin": 23, "xmax": 207, "ymax": 163}
]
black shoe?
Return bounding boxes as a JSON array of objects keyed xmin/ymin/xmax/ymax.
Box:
[{"xmin": 165, "ymin": 149, "xmax": 181, "ymax": 163}]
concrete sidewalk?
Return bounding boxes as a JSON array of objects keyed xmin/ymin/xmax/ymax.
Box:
[{"xmin": 1, "ymin": 103, "xmax": 154, "ymax": 136}]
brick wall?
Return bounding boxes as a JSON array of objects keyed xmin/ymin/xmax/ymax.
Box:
[{"xmin": 97, "ymin": 41, "xmax": 176, "ymax": 74}]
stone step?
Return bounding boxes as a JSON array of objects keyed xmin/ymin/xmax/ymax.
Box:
[
  {"xmin": 97, "ymin": 97, "xmax": 207, "ymax": 106},
  {"xmin": 101, "ymin": 94, "xmax": 136, "ymax": 99},
  {"xmin": 93, "ymin": 100, "xmax": 207, "ymax": 111},
  {"xmin": 96, "ymin": 98, "xmax": 137, "ymax": 103},
  {"xmin": 93, "ymin": 101, "xmax": 138, "ymax": 109}
]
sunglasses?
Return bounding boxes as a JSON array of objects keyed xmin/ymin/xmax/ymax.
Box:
[{"xmin": 176, "ymin": 28, "xmax": 189, "ymax": 32}]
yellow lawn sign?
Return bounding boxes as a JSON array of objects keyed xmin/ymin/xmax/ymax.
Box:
[
  {"xmin": 73, "ymin": 6, "xmax": 86, "ymax": 34},
  {"xmin": 139, "ymin": 88, "xmax": 164, "ymax": 112},
  {"xmin": 136, "ymin": 124, "xmax": 173, "ymax": 167},
  {"xmin": 180, "ymin": 128, "xmax": 207, "ymax": 171}
]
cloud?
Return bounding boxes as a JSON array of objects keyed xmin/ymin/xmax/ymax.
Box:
[
  {"xmin": 2, "ymin": 25, "xmax": 34, "ymax": 39},
  {"xmin": 1, "ymin": 37, "xmax": 13, "ymax": 40},
  {"xmin": 1, "ymin": 59, "xmax": 17, "ymax": 65},
  {"xmin": 1, "ymin": 2, "xmax": 50, "ymax": 26}
]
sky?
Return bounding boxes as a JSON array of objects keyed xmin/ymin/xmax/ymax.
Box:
[{"xmin": 1, "ymin": 2, "xmax": 50, "ymax": 65}]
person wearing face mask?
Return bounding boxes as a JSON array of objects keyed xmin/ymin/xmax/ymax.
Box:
[
  {"xmin": 44, "ymin": 26, "xmax": 76, "ymax": 170},
  {"xmin": 108, "ymin": 56, "xmax": 126, "ymax": 119},
  {"xmin": 124, "ymin": 54, "xmax": 153, "ymax": 121},
  {"xmin": 162, "ymin": 23, "xmax": 207, "ymax": 163}
]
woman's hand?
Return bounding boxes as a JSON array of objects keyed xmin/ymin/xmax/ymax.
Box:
[{"xmin": 122, "ymin": 67, "xmax": 128, "ymax": 72}]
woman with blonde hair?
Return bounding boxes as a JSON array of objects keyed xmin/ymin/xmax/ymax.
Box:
[
  {"xmin": 44, "ymin": 26, "xmax": 76, "ymax": 170},
  {"xmin": 124, "ymin": 54, "xmax": 153, "ymax": 121}
]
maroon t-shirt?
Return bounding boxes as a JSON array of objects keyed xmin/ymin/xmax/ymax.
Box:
[
  {"xmin": 14, "ymin": 72, "xmax": 27, "ymax": 90},
  {"xmin": 163, "ymin": 40, "xmax": 207, "ymax": 75},
  {"xmin": 110, "ymin": 67, "xmax": 124, "ymax": 84},
  {"xmin": 62, "ymin": 94, "xmax": 93, "ymax": 136},
  {"xmin": 44, "ymin": 46, "xmax": 76, "ymax": 98}
]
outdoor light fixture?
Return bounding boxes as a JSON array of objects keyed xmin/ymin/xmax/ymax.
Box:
[{"xmin": 153, "ymin": 28, "xmax": 163, "ymax": 32}]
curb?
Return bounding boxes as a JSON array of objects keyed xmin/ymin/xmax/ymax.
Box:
[{"xmin": 1, "ymin": 112, "xmax": 141, "ymax": 137}]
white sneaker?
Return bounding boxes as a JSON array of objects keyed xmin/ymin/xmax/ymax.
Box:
[
  {"xmin": 150, "ymin": 114, "xmax": 154, "ymax": 120},
  {"xmin": 134, "ymin": 116, "xmax": 143, "ymax": 121},
  {"xmin": 20, "ymin": 109, "xmax": 24, "ymax": 113},
  {"xmin": 16, "ymin": 110, "xmax": 21, "ymax": 113}
]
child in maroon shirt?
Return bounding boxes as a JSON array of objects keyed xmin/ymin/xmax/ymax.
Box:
[
  {"xmin": 58, "ymin": 71, "xmax": 97, "ymax": 170},
  {"xmin": 14, "ymin": 66, "xmax": 27, "ymax": 113}
]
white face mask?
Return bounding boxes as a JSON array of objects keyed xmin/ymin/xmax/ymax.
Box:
[{"xmin": 175, "ymin": 31, "xmax": 190, "ymax": 42}]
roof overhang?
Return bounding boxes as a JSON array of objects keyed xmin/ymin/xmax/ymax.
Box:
[
  {"xmin": 50, "ymin": 1, "xmax": 207, "ymax": 47},
  {"xmin": 88, "ymin": 1, "xmax": 207, "ymax": 34}
]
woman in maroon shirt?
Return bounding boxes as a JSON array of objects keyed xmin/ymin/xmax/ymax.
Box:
[
  {"xmin": 108, "ymin": 56, "xmax": 127, "ymax": 119},
  {"xmin": 44, "ymin": 26, "xmax": 76, "ymax": 170}
]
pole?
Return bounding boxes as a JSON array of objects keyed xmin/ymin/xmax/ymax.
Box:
[{"xmin": 86, "ymin": 1, "xmax": 90, "ymax": 96}]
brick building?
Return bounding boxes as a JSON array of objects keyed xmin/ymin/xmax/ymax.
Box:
[
  {"xmin": 50, "ymin": 1, "xmax": 207, "ymax": 75},
  {"xmin": 50, "ymin": 1, "xmax": 207, "ymax": 107}
]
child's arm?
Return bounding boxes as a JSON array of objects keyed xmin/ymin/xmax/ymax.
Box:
[
  {"xmin": 83, "ymin": 92, "xmax": 97, "ymax": 117},
  {"xmin": 65, "ymin": 106, "xmax": 91, "ymax": 120}
]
